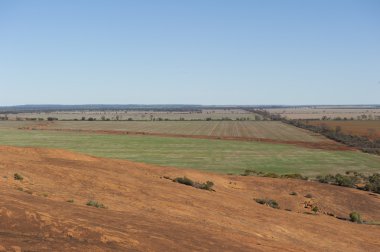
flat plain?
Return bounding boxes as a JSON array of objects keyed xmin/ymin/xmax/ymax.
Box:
[
  {"xmin": 4, "ymin": 108, "xmax": 259, "ymax": 121},
  {"xmin": 42, "ymin": 120, "xmax": 328, "ymax": 142},
  {"xmin": 0, "ymin": 127, "xmax": 379, "ymax": 176},
  {"xmin": 267, "ymin": 107, "xmax": 380, "ymax": 120}
]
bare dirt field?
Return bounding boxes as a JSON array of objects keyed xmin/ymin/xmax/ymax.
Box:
[
  {"xmin": 306, "ymin": 120, "xmax": 380, "ymax": 140},
  {"xmin": 267, "ymin": 107, "xmax": 380, "ymax": 120},
  {"xmin": 1, "ymin": 146, "xmax": 379, "ymax": 251}
]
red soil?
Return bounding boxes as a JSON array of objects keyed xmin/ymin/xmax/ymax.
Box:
[{"xmin": 1, "ymin": 146, "xmax": 379, "ymax": 251}]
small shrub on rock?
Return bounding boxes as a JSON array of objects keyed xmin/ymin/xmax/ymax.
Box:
[
  {"xmin": 255, "ymin": 198, "xmax": 279, "ymax": 209},
  {"xmin": 173, "ymin": 177, "xmax": 194, "ymax": 186},
  {"xmin": 86, "ymin": 200, "xmax": 105, "ymax": 208},
  {"xmin": 349, "ymin": 212, "xmax": 363, "ymax": 224},
  {"xmin": 14, "ymin": 173, "xmax": 23, "ymax": 181},
  {"xmin": 173, "ymin": 177, "xmax": 215, "ymax": 191},
  {"xmin": 312, "ymin": 206, "xmax": 319, "ymax": 214},
  {"xmin": 195, "ymin": 181, "xmax": 214, "ymax": 191}
]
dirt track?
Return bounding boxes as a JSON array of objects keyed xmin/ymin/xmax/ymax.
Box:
[{"xmin": 0, "ymin": 146, "xmax": 379, "ymax": 251}]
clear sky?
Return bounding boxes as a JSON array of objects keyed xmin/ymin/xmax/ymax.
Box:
[{"xmin": 0, "ymin": 0, "xmax": 379, "ymax": 105}]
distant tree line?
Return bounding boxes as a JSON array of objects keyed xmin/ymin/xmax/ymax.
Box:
[
  {"xmin": 251, "ymin": 109, "xmax": 380, "ymax": 155},
  {"xmin": 285, "ymin": 119, "xmax": 380, "ymax": 155}
]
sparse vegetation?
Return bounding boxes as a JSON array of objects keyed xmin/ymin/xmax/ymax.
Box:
[
  {"xmin": 316, "ymin": 173, "xmax": 357, "ymax": 187},
  {"xmin": 195, "ymin": 181, "xmax": 214, "ymax": 191},
  {"xmin": 316, "ymin": 172, "xmax": 380, "ymax": 194},
  {"xmin": 86, "ymin": 200, "xmax": 106, "ymax": 208},
  {"xmin": 14, "ymin": 173, "xmax": 23, "ymax": 181},
  {"xmin": 281, "ymin": 173, "xmax": 308, "ymax": 180},
  {"xmin": 349, "ymin": 212, "xmax": 363, "ymax": 224},
  {"xmin": 254, "ymin": 198, "xmax": 279, "ymax": 209},
  {"xmin": 305, "ymin": 193, "xmax": 313, "ymax": 198},
  {"xmin": 365, "ymin": 173, "xmax": 380, "ymax": 194},
  {"xmin": 312, "ymin": 206, "xmax": 319, "ymax": 214},
  {"xmin": 289, "ymin": 192, "xmax": 297, "ymax": 196},
  {"xmin": 242, "ymin": 170, "xmax": 308, "ymax": 180},
  {"xmin": 173, "ymin": 177, "xmax": 215, "ymax": 191},
  {"xmin": 67, "ymin": 199, "xmax": 74, "ymax": 203},
  {"xmin": 173, "ymin": 177, "xmax": 194, "ymax": 186}
]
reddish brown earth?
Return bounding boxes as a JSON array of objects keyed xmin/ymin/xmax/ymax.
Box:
[{"xmin": 1, "ymin": 146, "xmax": 379, "ymax": 251}]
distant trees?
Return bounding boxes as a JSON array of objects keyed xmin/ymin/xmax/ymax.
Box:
[{"xmin": 284, "ymin": 119, "xmax": 380, "ymax": 155}]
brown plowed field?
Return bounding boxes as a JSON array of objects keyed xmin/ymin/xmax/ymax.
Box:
[{"xmin": 1, "ymin": 146, "xmax": 379, "ymax": 251}]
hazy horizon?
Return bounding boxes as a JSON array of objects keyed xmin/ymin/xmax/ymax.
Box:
[
  {"xmin": 1, "ymin": 0, "xmax": 379, "ymax": 105},
  {"xmin": 1, "ymin": 103, "xmax": 380, "ymax": 107}
]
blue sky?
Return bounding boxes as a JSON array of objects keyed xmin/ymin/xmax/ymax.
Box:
[{"xmin": 0, "ymin": 0, "xmax": 379, "ymax": 105}]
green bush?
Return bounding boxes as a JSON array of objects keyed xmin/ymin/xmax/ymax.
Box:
[
  {"xmin": 195, "ymin": 181, "xmax": 214, "ymax": 191},
  {"xmin": 365, "ymin": 173, "xmax": 380, "ymax": 193},
  {"xmin": 334, "ymin": 174, "xmax": 357, "ymax": 187},
  {"xmin": 173, "ymin": 177, "xmax": 214, "ymax": 191},
  {"xmin": 255, "ymin": 198, "xmax": 279, "ymax": 209},
  {"xmin": 312, "ymin": 206, "xmax": 319, "ymax": 214},
  {"xmin": 316, "ymin": 174, "xmax": 335, "ymax": 183},
  {"xmin": 241, "ymin": 170, "xmax": 308, "ymax": 180},
  {"xmin": 316, "ymin": 172, "xmax": 380, "ymax": 193},
  {"xmin": 262, "ymin": 173, "xmax": 279, "ymax": 178},
  {"xmin": 289, "ymin": 191, "xmax": 297, "ymax": 196},
  {"xmin": 14, "ymin": 173, "xmax": 23, "ymax": 181},
  {"xmin": 349, "ymin": 212, "xmax": 363, "ymax": 223},
  {"xmin": 255, "ymin": 198, "xmax": 266, "ymax": 204},
  {"xmin": 281, "ymin": 174, "xmax": 308, "ymax": 180},
  {"xmin": 86, "ymin": 200, "xmax": 105, "ymax": 208},
  {"xmin": 267, "ymin": 199, "xmax": 279, "ymax": 209},
  {"xmin": 173, "ymin": 177, "xmax": 194, "ymax": 186}
]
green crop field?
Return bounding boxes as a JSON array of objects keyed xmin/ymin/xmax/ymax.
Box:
[
  {"xmin": 40, "ymin": 121, "xmax": 327, "ymax": 142},
  {"xmin": 0, "ymin": 128, "xmax": 379, "ymax": 176}
]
